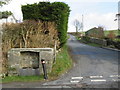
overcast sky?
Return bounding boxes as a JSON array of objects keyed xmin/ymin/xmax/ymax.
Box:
[{"xmin": 0, "ymin": 0, "xmax": 119, "ymax": 32}]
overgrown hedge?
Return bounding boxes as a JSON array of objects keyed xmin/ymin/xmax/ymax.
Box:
[{"xmin": 22, "ymin": 2, "xmax": 70, "ymax": 47}]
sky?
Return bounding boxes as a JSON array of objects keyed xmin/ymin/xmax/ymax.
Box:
[{"xmin": 0, "ymin": 0, "xmax": 119, "ymax": 32}]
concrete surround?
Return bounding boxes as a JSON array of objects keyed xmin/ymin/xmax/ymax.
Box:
[{"xmin": 8, "ymin": 48, "xmax": 54, "ymax": 76}]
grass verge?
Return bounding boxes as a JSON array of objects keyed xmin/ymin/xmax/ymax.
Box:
[
  {"xmin": 49, "ymin": 45, "xmax": 72, "ymax": 79},
  {"xmin": 2, "ymin": 75, "xmax": 44, "ymax": 83},
  {"xmin": 2, "ymin": 45, "xmax": 72, "ymax": 83},
  {"xmin": 86, "ymin": 43, "xmax": 102, "ymax": 47},
  {"xmin": 77, "ymin": 37, "xmax": 102, "ymax": 47}
]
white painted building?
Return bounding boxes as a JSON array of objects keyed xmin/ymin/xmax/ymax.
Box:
[{"xmin": 118, "ymin": 1, "xmax": 120, "ymax": 30}]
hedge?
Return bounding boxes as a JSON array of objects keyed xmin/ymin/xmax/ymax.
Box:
[{"xmin": 22, "ymin": 2, "xmax": 70, "ymax": 47}]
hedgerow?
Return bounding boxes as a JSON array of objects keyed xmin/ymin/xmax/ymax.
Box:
[{"xmin": 22, "ymin": 2, "xmax": 70, "ymax": 47}]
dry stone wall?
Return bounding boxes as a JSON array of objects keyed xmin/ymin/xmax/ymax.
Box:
[{"xmin": 89, "ymin": 38, "xmax": 107, "ymax": 46}]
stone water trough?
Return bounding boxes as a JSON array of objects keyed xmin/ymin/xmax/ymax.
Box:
[{"xmin": 8, "ymin": 48, "xmax": 54, "ymax": 76}]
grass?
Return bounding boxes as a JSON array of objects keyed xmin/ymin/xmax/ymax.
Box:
[
  {"xmin": 78, "ymin": 38, "xmax": 102, "ymax": 47},
  {"xmin": 86, "ymin": 43, "xmax": 102, "ymax": 47},
  {"xmin": 76, "ymin": 36, "xmax": 80, "ymax": 40},
  {"xmin": 49, "ymin": 45, "xmax": 72, "ymax": 79},
  {"xmin": 2, "ymin": 45, "xmax": 72, "ymax": 83},
  {"xmin": 2, "ymin": 75, "xmax": 44, "ymax": 83}
]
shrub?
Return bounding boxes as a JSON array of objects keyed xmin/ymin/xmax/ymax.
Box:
[
  {"xmin": 82, "ymin": 36, "xmax": 90, "ymax": 43},
  {"xmin": 107, "ymin": 31, "xmax": 116, "ymax": 39},
  {"xmin": 106, "ymin": 39, "xmax": 114, "ymax": 46},
  {"xmin": 104, "ymin": 37, "xmax": 120, "ymax": 49},
  {"xmin": 116, "ymin": 35, "xmax": 120, "ymax": 39},
  {"xmin": 2, "ymin": 20, "xmax": 60, "ymax": 49},
  {"xmin": 114, "ymin": 41, "xmax": 120, "ymax": 49},
  {"xmin": 22, "ymin": 2, "xmax": 70, "ymax": 47}
]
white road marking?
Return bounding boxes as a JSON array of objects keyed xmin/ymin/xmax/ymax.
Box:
[
  {"xmin": 71, "ymin": 77, "xmax": 83, "ymax": 79},
  {"xmin": 90, "ymin": 76, "xmax": 103, "ymax": 78},
  {"xmin": 70, "ymin": 80, "xmax": 79, "ymax": 83},
  {"xmin": 110, "ymin": 75, "xmax": 120, "ymax": 78},
  {"xmin": 112, "ymin": 79, "xmax": 120, "ymax": 82},
  {"xmin": 91, "ymin": 79, "xmax": 106, "ymax": 82}
]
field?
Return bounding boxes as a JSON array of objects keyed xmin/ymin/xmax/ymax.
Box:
[{"xmin": 104, "ymin": 30, "xmax": 119, "ymax": 36}]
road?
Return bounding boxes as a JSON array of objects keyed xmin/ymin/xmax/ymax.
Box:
[
  {"xmin": 42, "ymin": 34, "xmax": 119, "ymax": 88},
  {"xmin": 2, "ymin": 34, "xmax": 119, "ymax": 88}
]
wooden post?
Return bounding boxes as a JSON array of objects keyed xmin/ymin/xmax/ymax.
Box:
[
  {"xmin": 0, "ymin": 24, "xmax": 2, "ymax": 74},
  {"xmin": 53, "ymin": 41, "xmax": 56, "ymax": 63}
]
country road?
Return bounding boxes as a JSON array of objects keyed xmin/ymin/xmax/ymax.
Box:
[
  {"xmin": 42, "ymin": 34, "xmax": 119, "ymax": 88},
  {"xmin": 2, "ymin": 34, "xmax": 119, "ymax": 88}
]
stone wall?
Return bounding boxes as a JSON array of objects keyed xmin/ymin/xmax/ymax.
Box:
[
  {"xmin": 8, "ymin": 48, "xmax": 54, "ymax": 76},
  {"xmin": 89, "ymin": 38, "xmax": 107, "ymax": 46}
]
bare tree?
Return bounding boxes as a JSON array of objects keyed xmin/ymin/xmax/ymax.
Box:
[{"xmin": 73, "ymin": 19, "xmax": 82, "ymax": 35}]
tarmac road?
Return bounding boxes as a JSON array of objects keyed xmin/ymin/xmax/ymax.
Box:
[
  {"xmin": 42, "ymin": 34, "xmax": 119, "ymax": 88},
  {"xmin": 2, "ymin": 34, "xmax": 119, "ymax": 88}
]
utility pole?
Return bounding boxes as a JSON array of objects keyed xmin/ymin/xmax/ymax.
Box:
[
  {"xmin": 115, "ymin": 1, "xmax": 120, "ymax": 35},
  {"xmin": 82, "ymin": 14, "xmax": 84, "ymax": 34}
]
